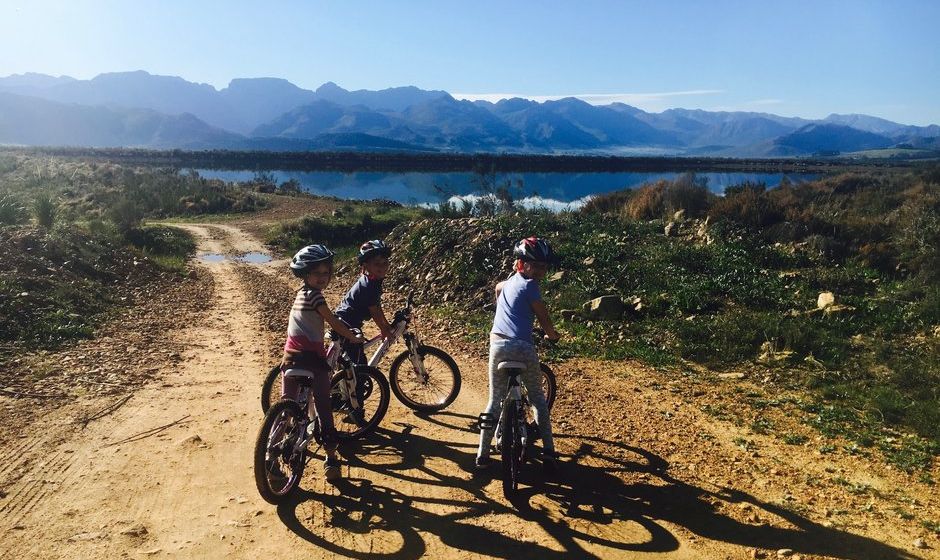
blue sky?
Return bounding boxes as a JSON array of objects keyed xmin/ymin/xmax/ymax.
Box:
[{"xmin": 1, "ymin": 0, "xmax": 938, "ymax": 125}]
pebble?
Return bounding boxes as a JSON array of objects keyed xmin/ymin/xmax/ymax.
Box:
[
  {"xmin": 914, "ymin": 538, "xmax": 927, "ymax": 549},
  {"xmin": 776, "ymin": 549, "xmax": 794, "ymax": 558}
]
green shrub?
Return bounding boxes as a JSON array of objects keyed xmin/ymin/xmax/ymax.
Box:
[
  {"xmin": 33, "ymin": 191, "xmax": 57, "ymax": 228},
  {"xmin": 0, "ymin": 193, "xmax": 25, "ymax": 225}
]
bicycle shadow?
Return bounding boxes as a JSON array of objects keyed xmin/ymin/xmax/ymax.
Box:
[{"xmin": 284, "ymin": 426, "xmax": 918, "ymax": 560}]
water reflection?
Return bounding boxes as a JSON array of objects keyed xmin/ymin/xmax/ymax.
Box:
[{"xmin": 197, "ymin": 169, "xmax": 821, "ymax": 210}]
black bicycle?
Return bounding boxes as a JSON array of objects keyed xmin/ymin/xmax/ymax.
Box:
[{"xmin": 480, "ymin": 345, "xmax": 558, "ymax": 499}]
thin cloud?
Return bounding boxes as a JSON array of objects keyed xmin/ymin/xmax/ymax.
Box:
[{"xmin": 452, "ymin": 90, "xmax": 724, "ymax": 106}]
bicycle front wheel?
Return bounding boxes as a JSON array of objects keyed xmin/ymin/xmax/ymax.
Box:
[
  {"xmin": 253, "ymin": 399, "xmax": 306, "ymax": 504},
  {"xmin": 260, "ymin": 364, "xmax": 282, "ymax": 414},
  {"xmin": 540, "ymin": 363, "xmax": 557, "ymax": 410},
  {"xmin": 330, "ymin": 365, "xmax": 390, "ymax": 440},
  {"xmin": 389, "ymin": 345, "xmax": 461, "ymax": 412}
]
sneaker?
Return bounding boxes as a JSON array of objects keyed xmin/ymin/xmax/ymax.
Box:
[
  {"xmin": 324, "ymin": 455, "xmax": 342, "ymax": 482},
  {"xmin": 474, "ymin": 455, "xmax": 494, "ymax": 470}
]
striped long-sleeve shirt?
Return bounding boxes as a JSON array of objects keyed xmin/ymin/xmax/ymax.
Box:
[{"xmin": 284, "ymin": 286, "xmax": 328, "ymax": 357}]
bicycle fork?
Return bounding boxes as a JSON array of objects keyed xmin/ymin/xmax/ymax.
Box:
[{"xmin": 404, "ymin": 333, "xmax": 430, "ymax": 380}]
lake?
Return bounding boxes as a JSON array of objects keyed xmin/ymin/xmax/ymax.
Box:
[{"xmin": 197, "ymin": 169, "xmax": 822, "ymax": 211}]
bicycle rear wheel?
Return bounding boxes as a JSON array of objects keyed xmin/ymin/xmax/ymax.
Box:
[
  {"xmin": 330, "ymin": 365, "xmax": 390, "ymax": 440},
  {"xmin": 253, "ymin": 399, "xmax": 306, "ymax": 504},
  {"xmin": 501, "ymin": 403, "xmax": 523, "ymax": 499},
  {"xmin": 389, "ymin": 345, "xmax": 461, "ymax": 412},
  {"xmin": 260, "ymin": 364, "xmax": 282, "ymax": 414}
]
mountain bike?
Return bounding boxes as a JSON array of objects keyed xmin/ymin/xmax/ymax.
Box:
[
  {"xmin": 479, "ymin": 339, "xmax": 558, "ymax": 499},
  {"xmin": 253, "ymin": 340, "xmax": 390, "ymax": 504},
  {"xmin": 261, "ymin": 292, "xmax": 461, "ymax": 414}
]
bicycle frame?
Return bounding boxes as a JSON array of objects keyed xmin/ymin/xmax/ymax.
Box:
[{"xmin": 493, "ymin": 366, "xmax": 530, "ymax": 450}]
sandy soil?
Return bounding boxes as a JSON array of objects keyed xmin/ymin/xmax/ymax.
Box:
[{"xmin": 0, "ymin": 221, "xmax": 937, "ymax": 559}]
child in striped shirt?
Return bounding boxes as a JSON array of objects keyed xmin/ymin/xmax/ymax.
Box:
[{"xmin": 281, "ymin": 244, "xmax": 363, "ymax": 482}]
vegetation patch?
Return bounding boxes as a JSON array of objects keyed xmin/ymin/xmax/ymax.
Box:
[{"xmin": 384, "ymin": 167, "xmax": 940, "ymax": 469}]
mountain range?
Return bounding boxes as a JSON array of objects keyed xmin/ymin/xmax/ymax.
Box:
[{"xmin": 1, "ymin": 71, "xmax": 938, "ymax": 156}]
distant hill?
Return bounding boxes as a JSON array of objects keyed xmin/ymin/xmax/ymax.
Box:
[
  {"xmin": 313, "ymin": 82, "xmax": 449, "ymax": 112},
  {"xmin": 0, "ymin": 91, "xmax": 242, "ymax": 148},
  {"xmin": 770, "ymin": 123, "xmax": 895, "ymax": 155},
  {"xmin": 219, "ymin": 78, "xmax": 318, "ymax": 134},
  {"xmin": 1, "ymin": 70, "xmax": 938, "ymax": 156}
]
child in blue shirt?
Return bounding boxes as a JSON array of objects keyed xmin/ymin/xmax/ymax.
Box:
[
  {"xmin": 334, "ymin": 240, "xmax": 394, "ymax": 364},
  {"xmin": 477, "ymin": 237, "xmax": 561, "ymax": 474}
]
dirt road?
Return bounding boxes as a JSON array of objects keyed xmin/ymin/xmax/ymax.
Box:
[{"xmin": 0, "ymin": 223, "xmax": 935, "ymax": 559}]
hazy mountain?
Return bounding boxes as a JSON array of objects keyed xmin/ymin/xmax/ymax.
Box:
[
  {"xmin": 33, "ymin": 71, "xmax": 244, "ymax": 132},
  {"xmin": 219, "ymin": 78, "xmax": 318, "ymax": 134},
  {"xmin": 822, "ymin": 113, "xmax": 911, "ymax": 136},
  {"xmin": 770, "ymin": 123, "xmax": 895, "ymax": 155},
  {"xmin": 0, "ymin": 72, "xmax": 77, "ymax": 96},
  {"xmin": 313, "ymin": 82, "xmax": 448, "ymax": 112},
  {"xmin": 0, "ymin": 91, "xmax": 242, "ymax": 148},
  {"xmin": 489, "ymin": 97, "xmax": 675, "ymax": 149},
  {"xmin": 2, "ymin": 70, "xmax": 938, "ymax": 155},
  {"xmin": 251, "ymin": 100, "xmax": 395, "ymax": 138},
  {"xmin": 400, "ymin": 96, "xmax": 521, "ymax": 149},
  {"xmin": 636, "ymin": 109, "xmax": 810, "ymax": 147}
]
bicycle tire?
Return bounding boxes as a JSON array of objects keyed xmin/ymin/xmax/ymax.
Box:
[
  {"xmin": 501, "ymin": 403, "xmax": 523, "ymax": 499},
  {"xmin": 540, "ymin": 363, "xmax": 557, "ymax": 410},
  {"xmin": 253, "ymin": 399, "xmax": 306, "ymax": 504},
  {"xmin": 330, "ymin": 365, "xmax": 390, "ymax": 440},
  {"xmin": 260, "ymin": 364, "xmax": 282, "ymax": 414},
  {"xmin": 389, "ymin": 345, "xmax": 461, "ymax": 412}
]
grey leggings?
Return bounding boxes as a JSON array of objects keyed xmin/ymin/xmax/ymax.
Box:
[
  {"xmin": 282, "ymin": 368, "xmax": 337, "ymax": 450},
  {"xmin": 478, "ymin": 335, "xmax": 554, "ymax": 457}
]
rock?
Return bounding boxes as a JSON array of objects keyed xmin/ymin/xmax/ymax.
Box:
[
  {"xmin": 718, "ymin": 372, "xmax": 746, "ymax": 380},
  {"xmin": 751, "ymin": 550, "xmax": 767, "ymax": 559},
  {"xmin": 180, "ymin": 434, "xmax": 204, "ymax": 447},
  {"xmin": 664, "ymin": 221, "xmax": 677, "ymax": 236},
  {"xmin": 582, "ymin": 256, "xmax": 595, "ymax": 266},
  {"xmin": 187, "ymin": 269, "xmax": 198, "ymax": 279},
  {"xmin": 582, "ymin": 295, "xmax": 624, "ymax": 320},
  {"xmin": 547, "ymin": 271, "xmax": 566, "ymax": 283},
  {"xmin": 673, "ymin": 209, "xmax": 686, "ymax": 221},
  {"xmin": 914, "ymin": 538, "xmax": 927, "ymax": 549},
  {"xmin": 817, "ymin": 291, "xmax": 835, "ymax": 310},
  {"xmin": 776, "ymin": 549, "xmax": 794, "ymax": 557},
  {"xmin": 696, "ymin": 216, "xmax": 710, "ymax": 238},
  {"xmin": 120, "ymin": 524, "xmax": 148, "ymax": 537}
]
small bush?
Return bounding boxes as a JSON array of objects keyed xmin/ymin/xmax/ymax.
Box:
[
  {"xmin": 33, "ymin": 192, "xmax": 57, "ymax": 228},
  {"xmin": 0, "ymin": 193, "xmax": 25, "ymax": 225}
]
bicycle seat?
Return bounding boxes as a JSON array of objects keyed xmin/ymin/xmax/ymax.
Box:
[{"xmin": 497, "ymin": 361, "xmax": 527, "ymax": 371}]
